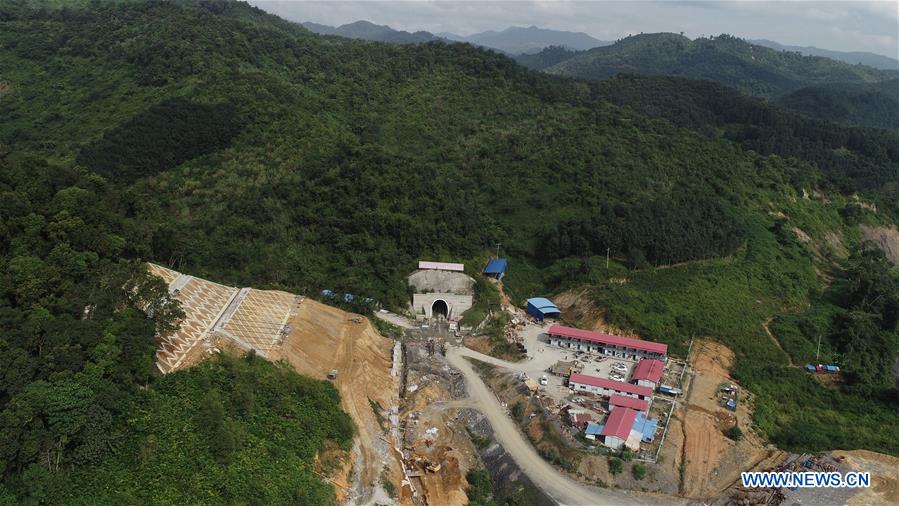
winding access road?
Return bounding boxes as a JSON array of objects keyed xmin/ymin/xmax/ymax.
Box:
[{"xmin": 446, "ymin": 345, "xmax": 682, "ymax": 506}]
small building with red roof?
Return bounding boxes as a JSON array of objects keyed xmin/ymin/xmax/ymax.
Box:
[
  {"xmin": 608, "ymin": 394, "xmax": 649, "ymax": 412},
  {"xmin": 601, "ymin": 407, "xmax": 639, "ymax": 450},
  {"xmin": 568, "ymin": 411, "xmax": 593, "ymax": 430},
  {"xmin": 631, "ymin": 359, "xmax": 665, "ymax": 389}
]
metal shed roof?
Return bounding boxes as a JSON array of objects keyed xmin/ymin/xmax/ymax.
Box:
[
  {"xmin": 609, "ymin": 394, "xmax": 649, "ymax": 412},
  {"xmin": 602, "ymin": 407, "xmax": 638, "ymax": 439},
  {"xmin": 632, "ymin": 359, "xmax": 665, "ymax": 383},
  {"xmin": 527, "ymin": 297, "xmax": 560, "ymax": 312},
  {"xmin": 548, "ymin": 325, "xmax": 668, "ymax": 355},
  {"xmin": 484, "ymin": 258, "xmax": 507, "ymax": 274},
  {"xmin": 633, "ymin": 411, "xmax": 659, "ymax": 442},
  {"xmin": 569, "ymin": 374, "xmax": 653, "ymax": 398},
  {"xmin": 585, "ymin": 421, "xmax": 604, "ymax": 436}
]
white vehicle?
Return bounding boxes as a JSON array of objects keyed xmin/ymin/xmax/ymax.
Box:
[{"xmin": 539, "ymin": 375, "xmax": 548, "ymax": 386}]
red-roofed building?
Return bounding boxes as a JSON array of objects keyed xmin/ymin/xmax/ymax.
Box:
[
  {"xmin": 569, "ymin": 374, "xmax": 653, "ymax": 400},
  {"xmin": 568, "ymin": 411, "xmax": 593, "ymax": 430},
  {"xmin": 608, "ymin": 394, "xmax": 649, "ymax": 412},
  {"xmin": 631, "ymin": 359, "xmax": 665, "ymax": 389},
  {"xmin": 601, "ymin": 407, "xmax": 639, "ymax": 450},
  {"xmin": 548, "ymin": 325, "xmax": 667, "ymax": 360}
]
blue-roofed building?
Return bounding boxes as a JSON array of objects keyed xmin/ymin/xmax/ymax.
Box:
[
  {"xmin": 585, "ymin": 422, "xmax": 604, "ymax": 440},
  {"xmin": 483, "ymin": 258, "xmax": 508, "ymax": 280},
  {"xmin": 632, "ymin": 412, "xmax": 659, "ymax": 443},
  {"xmin": 527, "ymin": 297, "xmax": 561, "ymax": 321},
  {"xmin": 805, "ymin": 363, "xmax": 816, "ymax": 372}
]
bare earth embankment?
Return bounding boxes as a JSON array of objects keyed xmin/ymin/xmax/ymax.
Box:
[{"xmin": 271, "ymin": 300, "xmax": 400, "ymax": 505}]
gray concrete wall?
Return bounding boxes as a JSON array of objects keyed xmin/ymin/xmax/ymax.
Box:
[
  {"xmin": 411, "ymin": 293, "xmax": 473, "ymax": 320},
  {"xmin": 407, "ymin": 269, "xmax": 475, "ymax": 295}
]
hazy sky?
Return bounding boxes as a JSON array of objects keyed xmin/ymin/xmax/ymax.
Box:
[{"xmin": 250, "ymin": 1, "xmax": 899, "ymax": 58}]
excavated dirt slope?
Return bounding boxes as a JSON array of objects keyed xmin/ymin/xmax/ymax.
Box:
[
  {"xmin": 270, "ymin": 300, "xmax": 400, "ymax": 505},
  {"xmin": 681, "ymin": 340, "xmax": 768, "ymax": 499}
]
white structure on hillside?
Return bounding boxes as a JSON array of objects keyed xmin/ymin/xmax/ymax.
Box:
[{"xmin": 408, "ymin": 261, "xmax": 474, "ymax": 321}]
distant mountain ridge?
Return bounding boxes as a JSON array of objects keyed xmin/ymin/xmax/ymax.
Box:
[
  {"xmin": 448, "ymin": 25, "xmax": 609, "ymax": 54},
  {"xmin": 300, "ymin": 21, "xmax": 609, "ymax": 54},
  {"xmin": 545, "ymin": 33, "xmax": 892, "ymax": 98},
  {"xmin": 751, "ymin": 39, "xmax": 899, "ymax": 70},
  {"xmin": 300, "ymin": 20, "xmax": 440, "ymax": 44}
]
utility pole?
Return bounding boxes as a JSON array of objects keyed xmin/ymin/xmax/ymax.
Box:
[
  {"xmin": 815, "ymin": 333, "xmax": 822, "ymax": 363},
  {"xmin": 606, "ymin": 247, "xmax": 611, "ymax": 269}
]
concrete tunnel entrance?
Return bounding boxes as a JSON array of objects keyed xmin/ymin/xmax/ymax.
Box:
[{"xmin": 431, "ymin": 299, "xmax": 449, "ymax": 320}]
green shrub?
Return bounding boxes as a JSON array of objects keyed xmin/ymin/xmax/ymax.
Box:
[
  {"xmin": 609, "ymin": 457, "xmax": 623, "ymax": 475},
  {"xmin": 632, "ymin": 462, "xmax": 647, "ymax": 481}
]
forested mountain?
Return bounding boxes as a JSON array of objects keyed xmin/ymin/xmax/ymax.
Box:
[
  {"xmin": 300, "ymin": 20, "xmax": 441, "ymax": 44},
  {"xmin": 777, "ymin": 79, "xmax": 899, "ymax": 131},
  {"xmin": 751, "ymin": 39, "xmax": 899, "ymax": 70},
  {"xmin": 546, "ymin": 33, "xmax": 892, "ymax": 98},
  {"xmin": 515, "ymin": 45, "xmax": 581, "ymax": 70},
  {"xmin": 443, "ymin": 25, "xmax": 609, "ymax": 54},
  {"xmin": 0, "ymin": 1, "xmax": 897, "ymax": 501}
]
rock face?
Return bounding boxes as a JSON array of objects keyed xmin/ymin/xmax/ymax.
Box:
[
  {"xmin": 408, "ymin": 269, "xmax": 475, "ymax": 294},
  {"xmin": 860, "ymin": 225, "xmax": 899, "ymax": 266}
]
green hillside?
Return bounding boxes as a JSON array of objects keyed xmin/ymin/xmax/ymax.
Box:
[
  {"xmin": 0, "ymin": 1, "xmax": 897, "ymax": 501},
  {"xmin": 778, "ymin": 79, "xmax": 899, "ymax": 130},
  {"xmin": 546, "ymin": 33, "xmax": 891, "ymax": 97}
]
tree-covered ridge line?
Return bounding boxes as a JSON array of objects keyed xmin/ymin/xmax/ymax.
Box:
[
  {"xmin": 545, "ymin": 33, "xmax": 892, "ymax": 98},
  {"xmin": 520, "ymin": 33, "xmax": 899, "ymax": 130}
]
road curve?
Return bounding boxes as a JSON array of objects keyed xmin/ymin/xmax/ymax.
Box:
[{"xmin": 446, "ymin": 345, "xmax": 681, "ymax": 506}]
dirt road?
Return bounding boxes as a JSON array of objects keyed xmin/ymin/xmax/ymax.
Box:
[{"xmin": 446, "ymin": 345, "xmax": 680, "ymax": 506}]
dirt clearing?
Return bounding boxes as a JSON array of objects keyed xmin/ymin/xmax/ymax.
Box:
[
  {"xmin": 679, "ymin": 340, "xmax": 768, "ymax": 499},
  {"xmin": 841, "ymin": 450, "xmax": 899, "ymax": 506},
  {"xmin": 271, "ymin": 300, "xmax": 400, "ymax": 505}
]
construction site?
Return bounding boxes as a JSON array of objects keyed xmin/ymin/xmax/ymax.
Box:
[
  {"xmin": 146, "ymin": 263, "xmax": 403, "ymax": 504},
  {"xmin": 146, "ymin": 261, "xmax": 896, "ymax": 505}
]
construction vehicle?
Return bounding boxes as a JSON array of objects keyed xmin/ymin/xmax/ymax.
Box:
[{"xmin": 425, "ymin": 461, "xmax": 441, "ymax": 473}]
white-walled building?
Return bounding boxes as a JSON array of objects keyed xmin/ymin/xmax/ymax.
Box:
[
  {"xmin": 548, "ymin": 325, "xmax": 668, "ymax": 360},
  {"xmin": 569, "ymin": 374, "xmax": 653, "ymax": 400},
  {"xmin": 631, "ymin": 359, "xmax": 665, "ymax": 389}
]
